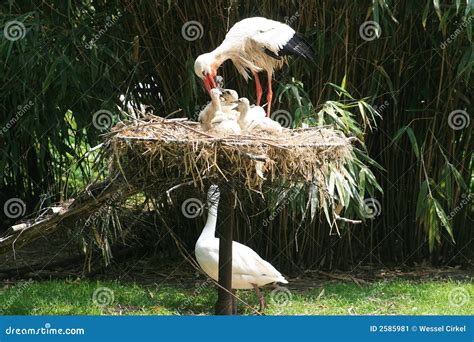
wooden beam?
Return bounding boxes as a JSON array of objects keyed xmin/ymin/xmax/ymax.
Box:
[{"xmin": 214, "ymin": 188, "xmax": 234, "ymax": 315}]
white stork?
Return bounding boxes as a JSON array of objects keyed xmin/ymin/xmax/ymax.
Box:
[
  {"xmin": 194, "ymin": 17, "xmax": 314, "ymax": 116},
  {"xmin": 195, "ymin": 185, "xmax": 288, "ymax": 312}
]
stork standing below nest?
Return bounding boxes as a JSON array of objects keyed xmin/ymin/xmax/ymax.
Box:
[
  {"xmin": 195, "ymin": 185, "xmax": 288, "ymax": 313},
  {"xmin": 194, "ymin": 17, "xmax": 315, "ymax": 116}
]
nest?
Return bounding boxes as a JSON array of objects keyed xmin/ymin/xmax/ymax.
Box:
[{"xmin": 106, "ymin": 116, "xmax": 354, "ymax": 193}]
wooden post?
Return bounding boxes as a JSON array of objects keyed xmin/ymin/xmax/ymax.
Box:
[{"xmin": 214, "ymin": 188, "xmax": 234, "ymax": 315}]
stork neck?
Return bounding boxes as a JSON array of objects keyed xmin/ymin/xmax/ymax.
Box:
[
  {"xmin": 200, "ymin": 197, "xmax": 219, "ymax": 239},
  {"xmin": 238, "ymin": 104, "xmax": 250, "ymax": 123},
  {"xmin": 210, "ymin": 46, "xmax": 230, "ymax": 68},
  {"xmin": 211, "ymin": 95, "xmax": 221, "ymax": 110}
]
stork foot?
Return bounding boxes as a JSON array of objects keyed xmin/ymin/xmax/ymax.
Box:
[{"xmin": 252, "ymin": 283, "xmax": 266, "ymax": 314}]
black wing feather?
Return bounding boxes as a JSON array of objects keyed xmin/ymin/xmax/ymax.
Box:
[{"xmin": 264, "ymin": 32, "xmax": 315, "ymax": 61}]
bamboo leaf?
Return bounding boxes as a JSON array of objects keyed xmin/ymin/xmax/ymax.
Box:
[
  {"xmin": 432, "ymin": 198, "xmax": 455, "ymax": 242},
  {"xmin": 422, "ymin": 0, "xmax": 431, "ymax": 29},
  {"xmin": 416, "ymin": 180, "xmax": 429, "ymax": 218},
  {"xmin": 405, "ymin": 127, "xmax": 420, "ymax": 160},
  {"xmin": 433, "ymin": 0, "xmax": 442, "ymax": 21}
]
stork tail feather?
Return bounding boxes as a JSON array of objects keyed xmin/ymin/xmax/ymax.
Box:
[{"xmin": 279, "ymin": 32, "xmax": 315, "ymax": 61}]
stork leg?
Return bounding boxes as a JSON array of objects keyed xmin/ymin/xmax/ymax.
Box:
[
  {"xmin": 266, "ymin": 72, "xmax": 273, "ymax": 117},
  {"xmin": 253, "ymin": 71, "xmax": 263, "ymax": 106},
  {"xmin": 252, "ymin": 284, "xmax": 266, "ymax": 313}
]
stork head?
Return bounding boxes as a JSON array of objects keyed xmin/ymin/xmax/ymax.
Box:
[
  {"xmin": 220, "ymin": 89, "xmax": 239, "ymax": 103},
  {"xmin": 209, "ymin": 88, "xmax": 222, "ymax": 102},
  {"xmin": 194, "ymin": 53, "xmax": 218, "ymax": 94},
  {"xmin": 233, "ymin": 97, "xmax": 251, "ymax": 112}
]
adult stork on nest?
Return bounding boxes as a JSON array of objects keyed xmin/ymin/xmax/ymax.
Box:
[{"xmin": 194, "ymin": 17, "xmax": 315, "ymax": 117}]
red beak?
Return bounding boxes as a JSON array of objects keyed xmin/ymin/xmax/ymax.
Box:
[{"xmin": 203, "ymin": 73, "xmax": 217, "ymax": 95}]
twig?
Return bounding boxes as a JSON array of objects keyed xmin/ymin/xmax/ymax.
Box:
[{"xmin": 335, "ymin": 214, "xmax": 362, "ymax": 224}]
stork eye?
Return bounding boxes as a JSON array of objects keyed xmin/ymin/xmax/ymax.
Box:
[{"xmin": 202, "ymin": 71, "xmax": 207, "ymax": 76}]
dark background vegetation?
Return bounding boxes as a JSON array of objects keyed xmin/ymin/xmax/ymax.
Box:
[{"xmin": 1, "ymin": 1, "xmax": 472, "ymax": 271}]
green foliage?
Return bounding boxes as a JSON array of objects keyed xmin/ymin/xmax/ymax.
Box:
[
  {"xmin": 1, "ymin": 0, "xmax": 472, "ymax": 264},
  {"xmin": 1, "ymin": 278, "xmax": 472, "ymax": 315}
]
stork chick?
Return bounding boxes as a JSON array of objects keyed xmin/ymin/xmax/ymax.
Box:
[
  {"xmin": 198, "ymin": 89, "xmax": 223, "ymax": 131},
  {"xmin": 220, "ymin": 89, "xmax": 240, "ymax": 121},
  {"xmin": 209, "ymin": 110, "xmax": 241, "ymax": 136},
  {"xmin": 199, "ymin": 88, "xmax": 240, "ymax": 131},
  {"xmin": 234, "ymin": 97, "xmax": 282, "ymax": 134}
]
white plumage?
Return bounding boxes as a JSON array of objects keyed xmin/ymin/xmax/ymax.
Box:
[
  {"xmin": 198, "ymin": 88, "xmax": 239, "ymax": 133},
  {"xmin": 234, "ymin": 97, "xmax": 265, "ymax": 130},
  {"xmin": 194, "ymin": 17, "xmax": 314, "ymax": 116},
  {"xmin": 195, "ymin": 185, "xmax": 288, "ymax": 310},
  {"xmin": 234, "ymin": 97, "xmax": 283, "ymax": 134},
  {"xmin": 209, "ymin": 110, "xmax": 241, "ymax": 136}
]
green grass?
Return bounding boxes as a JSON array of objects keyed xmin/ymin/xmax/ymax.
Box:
[{"xmin": 0, "ymin": 279, "xmax": 472, "ymax": 315}]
